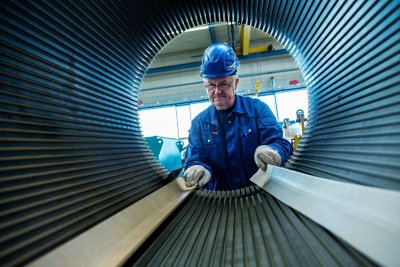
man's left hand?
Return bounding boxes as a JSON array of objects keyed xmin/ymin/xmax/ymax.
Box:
[{"xmin": 254, "ymin": 145, "xmax": 281, "ymax": 171}]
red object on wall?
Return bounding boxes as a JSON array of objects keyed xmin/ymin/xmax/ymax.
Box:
[
  {"xmin": 289, "ymin": 79, "xmax": 299, "ymax": 85},
  {"xmin": 137, "ymin": 99, "xmax": 143, "ymax": 105}
]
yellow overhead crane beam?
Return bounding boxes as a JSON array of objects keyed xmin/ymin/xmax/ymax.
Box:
[
  {"xmin": 239, "ymin": 25, "xmax": 251, "ymax": 55},
  {"xmin": 235, "ymin": 25, "xmax": 273, "ymax": 56}
]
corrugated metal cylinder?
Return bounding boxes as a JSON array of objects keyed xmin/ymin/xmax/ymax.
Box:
[
  {"xmin": 1, "ymin": 0, "xmax": 399, "ymax": 266},
  {"xmin": 132, "ymin": 187, "xmax": 376, "ymax": 266}
]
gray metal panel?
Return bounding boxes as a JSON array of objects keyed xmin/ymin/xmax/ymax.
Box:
[
  {"xmin": 251, "ymin": 166, "xmax": 400, "ymax": 266},
  {"xmin": 1, "ymin": 0, "xmax": 399, "ymax": 266}
]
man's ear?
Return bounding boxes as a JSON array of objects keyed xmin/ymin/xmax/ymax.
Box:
[{"xmin": 234, "ymin": 78, "xmax": 239, "ymax": 91}]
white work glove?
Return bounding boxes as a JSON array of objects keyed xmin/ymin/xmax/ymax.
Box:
[
  {"xmin": 183, "ymin": 165, "xmax": 211, "ymax": 188},
  {"xmin": 254, "ymin": 145, "xmax": 282, "ymax": 171}
]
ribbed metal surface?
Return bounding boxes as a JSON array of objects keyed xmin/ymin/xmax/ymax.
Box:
[
  {"xmin": 0, "ymin": 0, "xmax": 399, "ymax": 266},
  {"xmin": 0, "ymin": 1, "xmax": 169, "ymax": 266},
  {"xmin": 285, "ymin": 0, "xmax": 400, "ymax": 189},
  {"xmin": 132, "ymin": 187, "xmax": 376, "ymax": 266}
]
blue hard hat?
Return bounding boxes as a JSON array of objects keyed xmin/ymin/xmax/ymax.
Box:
[{"xmin": 200, "ymin": 42, "xmax": 240, "ymax": 78}]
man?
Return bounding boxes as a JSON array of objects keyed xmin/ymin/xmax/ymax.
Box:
[{"xmin": 184, "ymin": 42, "xmax": 293, "ymax": 190}]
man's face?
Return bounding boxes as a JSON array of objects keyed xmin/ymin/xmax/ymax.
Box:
[{"xmin": 204, "ymin": 76, "xmax": 239, "ymax": 110}]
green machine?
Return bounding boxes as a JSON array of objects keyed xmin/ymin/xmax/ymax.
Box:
[{"xmin": 145, "ymin": 136, "xmax": 185, "ymax": 173}]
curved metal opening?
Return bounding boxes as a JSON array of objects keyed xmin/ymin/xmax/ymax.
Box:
[
  {"xmin": 139, "ymin": 23, "xmax": 307, "ymax": 176},
  {"xmin": 1, "ymin": 1, "xmax": 398, "ymax": 266}
]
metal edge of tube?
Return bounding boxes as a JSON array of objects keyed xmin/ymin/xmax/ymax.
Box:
[
  {"xmin": 27, "ymin": 178, "xmax": 194, "ymax": 267},
  {"xmin": 251, "ymin": 166, "xmax": 400, "ymax": 267}
]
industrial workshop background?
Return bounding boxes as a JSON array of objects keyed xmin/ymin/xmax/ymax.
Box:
[{"xmin": 1, "ymin": 0, "xmax": 399, "ymax": 267}]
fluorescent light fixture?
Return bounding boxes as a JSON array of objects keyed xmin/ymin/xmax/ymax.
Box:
[
  {"xmin": 185, "ymin": 22, "xmax": 237, "ymax": 33},
  {"xmin": 185, "ymin": 25, "xmax": 210, "ymax": 32}
]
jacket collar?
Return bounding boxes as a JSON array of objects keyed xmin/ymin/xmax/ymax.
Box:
[
  {"xmin": 207, "ymin": 95, "xmax": 246, "ymax": 125},
  {"xmin": 231, "ymin": 95, "xmax": 246, "ymax": 114}
]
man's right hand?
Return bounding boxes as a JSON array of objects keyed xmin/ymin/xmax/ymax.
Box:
[{"xmin": 183, "ymin": 165, "xmax": 211, "ymax": 188}]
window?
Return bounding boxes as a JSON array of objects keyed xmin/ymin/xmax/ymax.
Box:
[
  {"xmin": 139, "ymin": 89, "xmax": 308, "ymax": 141},
  {"xmin": 139, "ymin": 106, "xmax": 178, "ymax": 138},
  {"xmin": 176, "ymin": 105, "xmax": 191, "ymax": 139},
  {"xmin": 259, "ymin": 95, "xmax": 278, "ymax": 119},
  {"xmin": 189, "ymin": 101, "xmax": 210, "ymax": 119},
  {"xmin": 275, "ymin": 89, "xmax": 308, "ymax": 121}
]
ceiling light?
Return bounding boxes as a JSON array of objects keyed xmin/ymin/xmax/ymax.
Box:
[{"xmin": 185, "ymin": 25, "xmax": 210, "ymax": 32}]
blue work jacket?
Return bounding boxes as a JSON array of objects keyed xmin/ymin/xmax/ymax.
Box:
[{"xmin": 185, "ymin": 95, "xmax": 292, "ymax": 191}]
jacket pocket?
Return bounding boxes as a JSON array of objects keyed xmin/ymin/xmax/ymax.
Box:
[
  {"xmin": 239, "ymin": 126, "xmax": 258, "ymax": 149},
  {"xmin": 200, "ymin": 127, "xmax": 223, "ymax": 165},
  {"xmin": 238, "ymin": 120, "xmax": 259, "ymax": 158},
  {"xmin": 201, "ymin": 127, "xmax": 221, "ymax": 146}
]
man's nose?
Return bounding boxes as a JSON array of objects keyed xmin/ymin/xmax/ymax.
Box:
[{"xmin": 215, "ymin": 86, "xmax": 223, "ymax": 93}]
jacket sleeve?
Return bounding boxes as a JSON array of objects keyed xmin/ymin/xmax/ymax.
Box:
[
  {"xmin": 255, "ymin": 101, "xmax": 293, "ymax": 165},
  {"xmin": 184, "ymin": 120, "xmax": 213, "ymax": 174}
]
